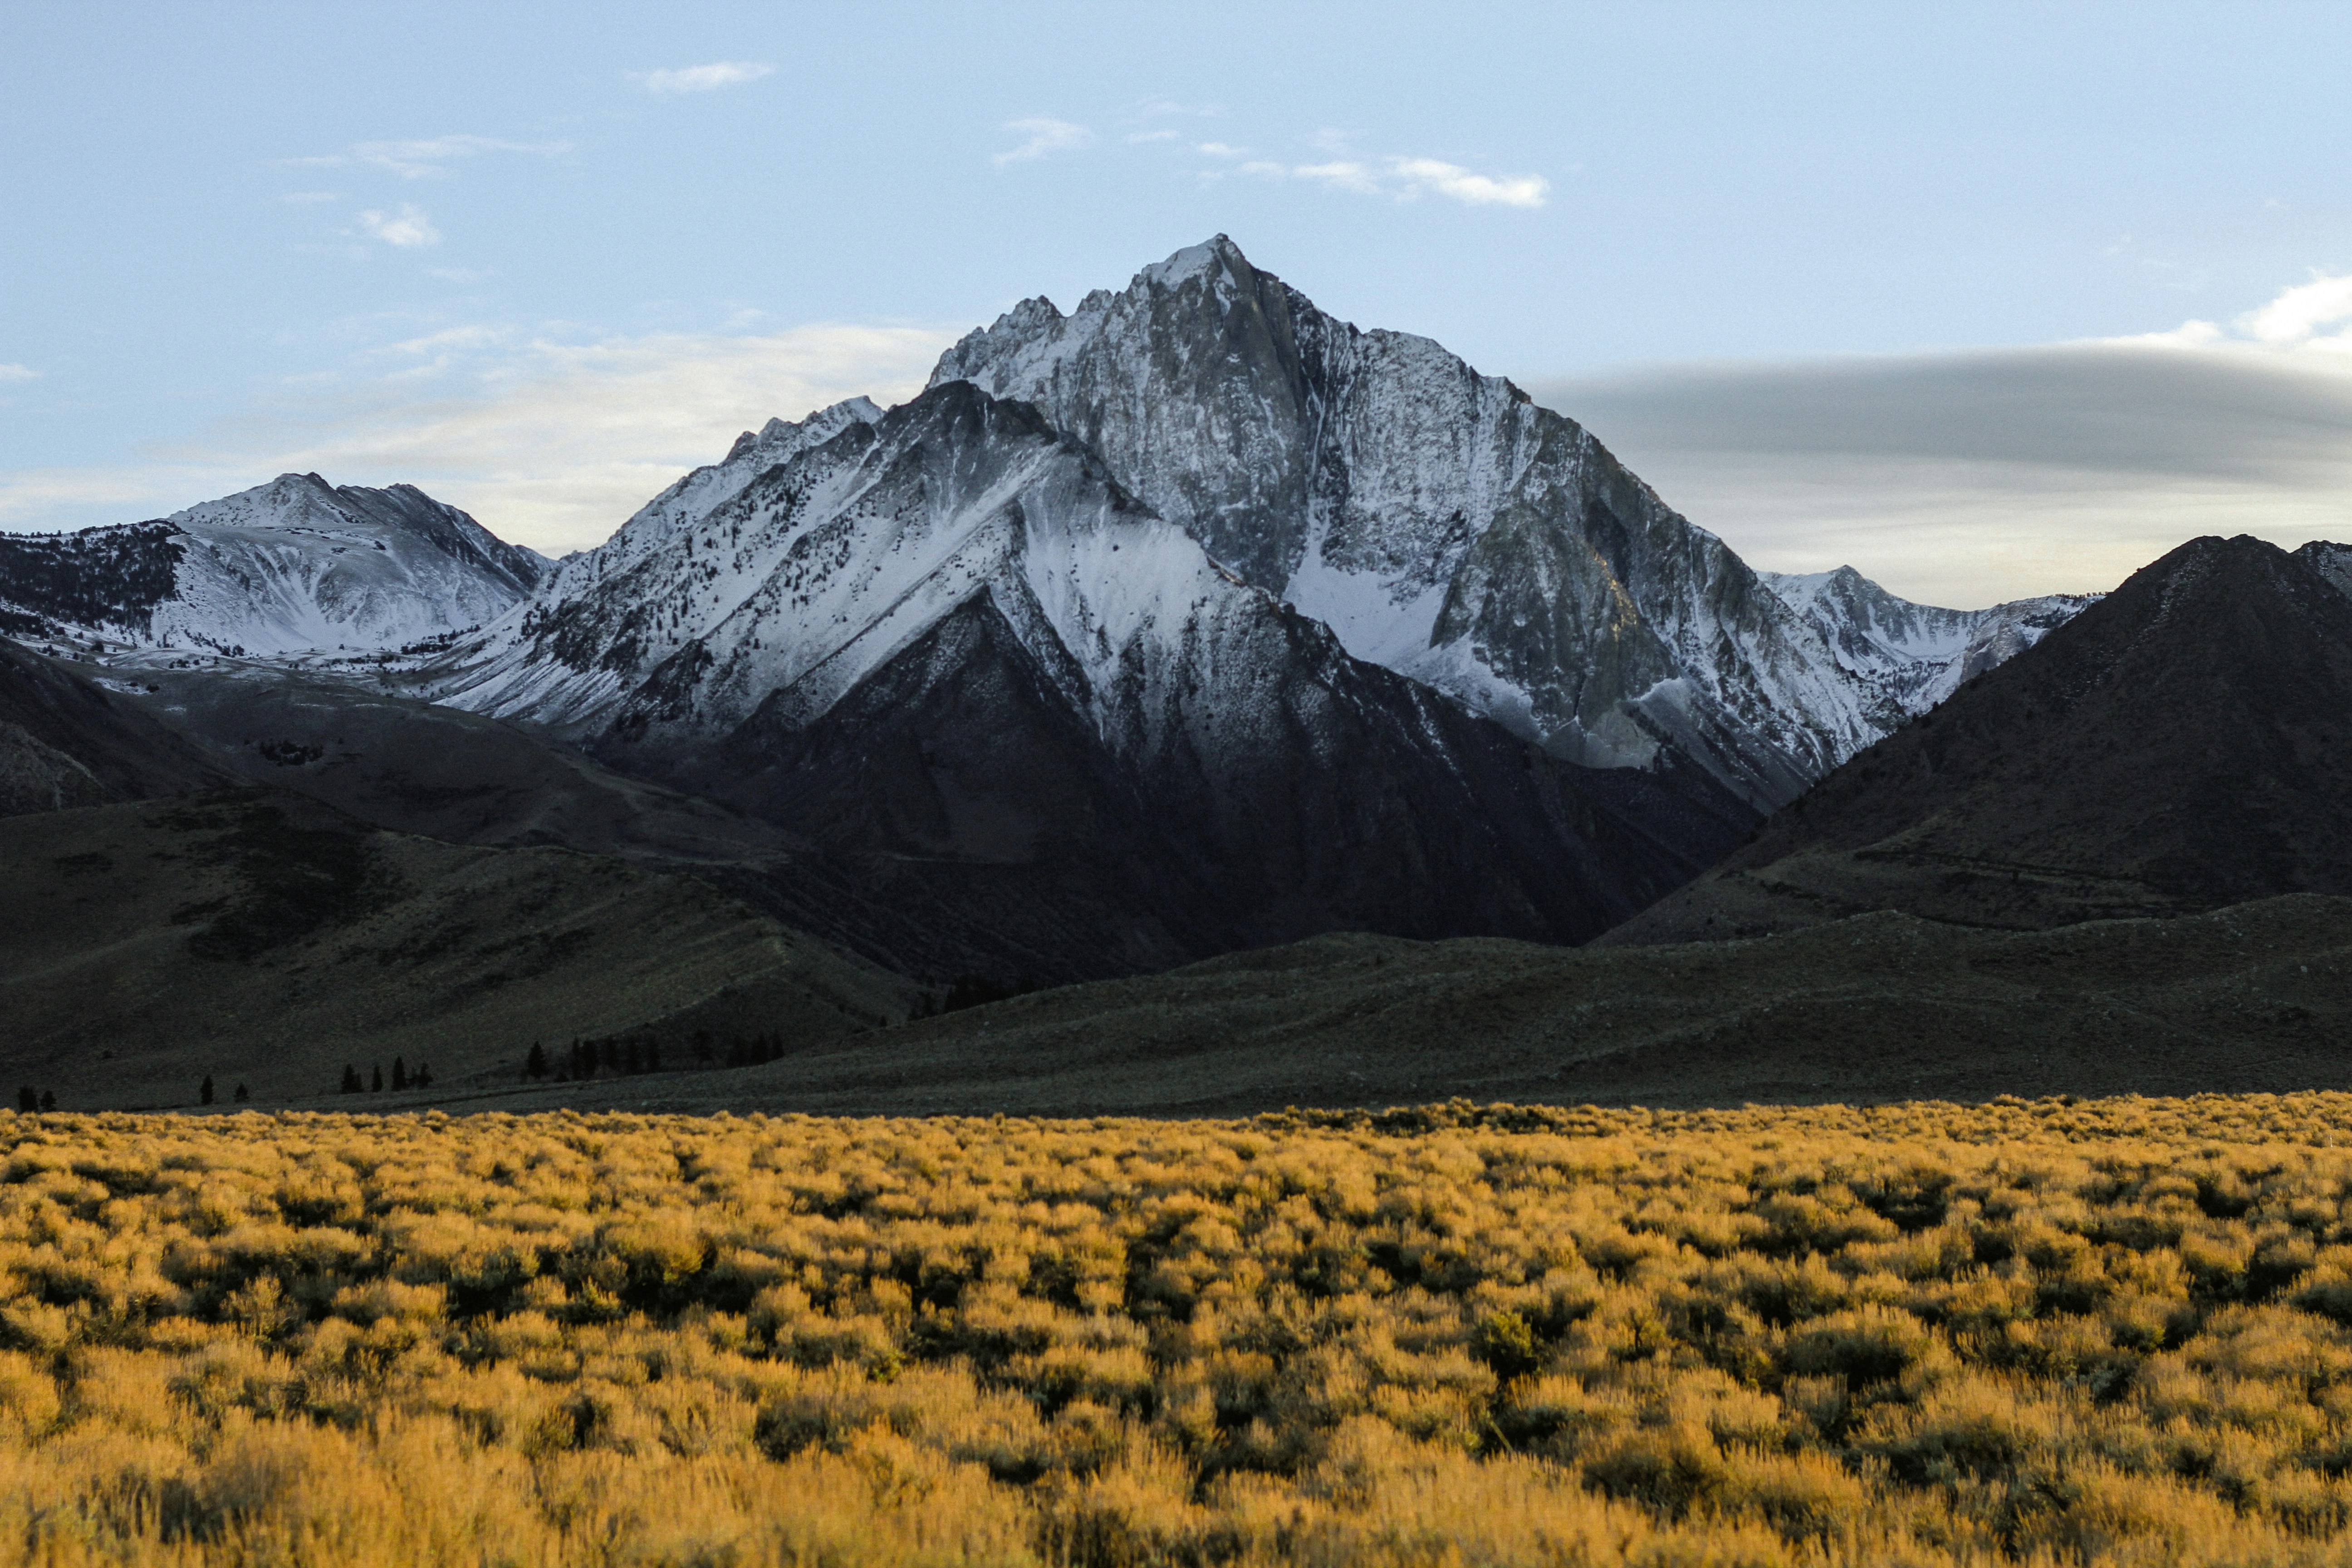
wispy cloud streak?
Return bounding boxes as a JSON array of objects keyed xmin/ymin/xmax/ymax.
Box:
[
  {"xmin": 637, "ymin": 62, "xmax": 774, "ymax": 94},
  {"xmin": 993, "ymin": 118, "xmax": 1093, "ymax": 167}
]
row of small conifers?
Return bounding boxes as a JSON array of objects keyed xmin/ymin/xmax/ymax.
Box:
[{"xmin": 4, "ymin": 1095, "xmax": 2352, "ymax": 1565}]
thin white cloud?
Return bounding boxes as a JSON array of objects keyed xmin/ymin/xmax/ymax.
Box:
[
  {"xmin": 1292, "ymin": 161, "xmax": 1383, "ymax": 196},
  {"xmin": 1196, "ymin": 142, "xmax": 1248, "ymax": 159},
  {"xmin": 2096, "ymin": 272, "xmax": 2352, "ymax": 359},
  {"xmin": 1237, "ymin": 154, "xmax": 1548, "ymax": 208},
  {"xmin": 356, "ymin": 205, "xmax": 441, "ymax": 249},
  {"xmin": 1389, "ymin": 157, "xmax": 1549, "ymax": 209},
  {"xmin": 637, "ymin": 61, "xmax": 775, "ymax": 94},
  {"xmin": 993, "ymin": 118, "xmax": 1093, "ymax": 167},
  {"xmin": 295, "ymin": 135, "xmax": 569, "ymax": 180},
  {"xmin": 0, "ymin": 324, "xmax": 960, "ymax": 552},
  {"xmin": 0, "ymin": 364, "xmax": 38, "ymax": 382},
  {"xmin": 2240, "ymin": 272, "xmax": 2352, "ymax": 347}
]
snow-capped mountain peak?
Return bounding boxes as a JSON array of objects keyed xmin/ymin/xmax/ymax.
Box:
[
  {"xmin": 931, "ymin": 236, "xmax": 1886, "ymax": 806},
  {"xmin": 0, "ymin": 474, "xmax": 546, "ymax": 656},
  {"xmin": 1759, "ymin": 567, "xmax": 2098, "ymax": 712},
  {"xmin": 928, "ymin": 236, "xmax": 2095, "ymax": 805},
  {"xmin": 425, "ymin": 376, "xmax": 1743, "ymax": 966}
]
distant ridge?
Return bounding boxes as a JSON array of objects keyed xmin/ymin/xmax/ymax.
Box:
[
  {"xmin": 1604, "ymin": 534, "xmax": 2352, "ymax": 943},
  {"xmin": 0, "ymin": 474, "xmax": 545, "ymax": 655}
]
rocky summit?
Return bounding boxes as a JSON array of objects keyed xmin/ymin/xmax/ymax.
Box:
[{"xmin": 933, "ymin": 235, "xmax": 2059, "ymax": 809}]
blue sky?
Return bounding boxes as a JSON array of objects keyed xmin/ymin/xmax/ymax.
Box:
[{"xmin": 5, "ymin": 1, "xmax": 2351, "ymax": 604}]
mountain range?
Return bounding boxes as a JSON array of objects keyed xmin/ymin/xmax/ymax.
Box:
[{"xmin": 23, "ymin": 234, "xmax": 2344, "ymax": 1113}]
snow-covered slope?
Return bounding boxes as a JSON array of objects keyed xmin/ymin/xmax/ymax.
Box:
[
  {"xmin": 429, "ymin": 380, "xmax": 1751, "ymax": 966},
  {"xmin": 0, "ymin": 473, "xmax": 546, "ymax": 657},
  {"xmin": 929, "ymin": 236, "xmax": 1896, "ymax": 808},
  {"xmin": 438, "ymin": 386, "xmax": 1259, "ymax": 746},
  {"xmin": 1759, "ymin": 567, "xmax": 2097, "ymax": 714}
]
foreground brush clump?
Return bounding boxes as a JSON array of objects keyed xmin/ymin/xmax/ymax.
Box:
[{"xmin": 11, "ymin": 1098, "xmax": 2352, "ymax": 1565}]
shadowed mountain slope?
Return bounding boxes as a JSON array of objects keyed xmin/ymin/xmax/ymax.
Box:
[
  {"xmin": 0, "ymin": 643, "xmax": 920, "ymax": 1106},
  {"xmin": 0, "ymin": 789, "xmax": 917, "ymax": 1110},
  {"xmin": 0, "ymin": 639, "xmax": 229, "ymax": 815},
  {"xmin": 1603, "ymin": 535, "xmax": 2352, "ymax": 945}
]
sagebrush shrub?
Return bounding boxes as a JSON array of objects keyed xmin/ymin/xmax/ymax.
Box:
[{"xmin": 8, "ymin": 1094, "xmax": 2352, "ymax": 1563}]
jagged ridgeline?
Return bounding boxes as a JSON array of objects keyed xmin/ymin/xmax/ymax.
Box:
[
  {"xmin": 929, "ymin": 235, "xmax": 2095, "ymax": 810},
  {"xmin": 0, "ymin": 522, "xmax": 183, "ymax": 640},
  {"xmin": 1609, "ymin": 534, "xmax": 2352, "ymax": 944}
]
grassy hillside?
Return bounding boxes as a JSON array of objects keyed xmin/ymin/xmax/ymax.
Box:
[
  {"xmin": 368, "ymin": 892, "xmax": 2352, "ymax": 1121},
  {"xmin": 10, "ymin": 1095, "xmax": 2352, "ymax": 1563},
  {"xmin": 0, "ymin": 790, "xmax": 916, "ymax": 1109}
]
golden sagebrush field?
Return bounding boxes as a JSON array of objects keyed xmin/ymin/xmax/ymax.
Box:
[{"xmin": 13, "ymin": 1095, "xmax": 2352, "ymax": 1565}]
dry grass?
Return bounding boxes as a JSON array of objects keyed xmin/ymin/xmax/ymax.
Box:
[{"xmin": 13, "ymin": 1095, "xmax": 2352, "ymax": 1563}]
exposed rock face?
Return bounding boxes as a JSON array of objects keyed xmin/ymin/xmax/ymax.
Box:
[
  {"xmin": 431, "ymin": 380, "xmax": 1754, "ymax": 978},
  {"xmin": 0, "ymin": 474, "xmax": 546, "ymax": 655},
  {"xmin": 1604, "ymin": 535, "xmax": 2352, "ymax": 945},
  {"xmin": 932, "ymin": 236, "xmax": 1912, "ymax": 809}
]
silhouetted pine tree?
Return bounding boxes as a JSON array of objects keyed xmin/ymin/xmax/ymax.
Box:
[
  {"xmin": 200, "ymin": 1075, "xmax": 214, "ymax": 1106},
  {"xmin": 370, "ymin": 1064, "xmax": 383, "ymax": 1093},
  {"xmin": 38, "ymin": 1092, "xmax": 54, "ymax": 1112},
  {"xmin": 524, "ymin": 1042, "xmax": 548, "ymax": 1079},
  {"xmin": 391, "ymin": 1057, "xmax": 408, "ymax": 1091},
  {"xmin": 233, "ymin": 1083, "xmax": 249, "ymax": 1102},
  {"xmin": 646, "ymin": 1039, "xmax": 662, "ymax": 1073},
  {"xmin": 415, "ymin": 1063, "xmax": 432, "ymax": 1089},
  {"xmin": 15, "ymin": 1087, "xmax": 33, "ymax": 1113},
  {"xmin": 339, "ymin": 1064, "xmax": 363, "ymax": 1094}
]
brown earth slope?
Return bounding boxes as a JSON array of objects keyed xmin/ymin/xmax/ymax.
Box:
[{"xmin": 1602, "ymin": 535, "xmax": 2352, "ymax": 946}]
